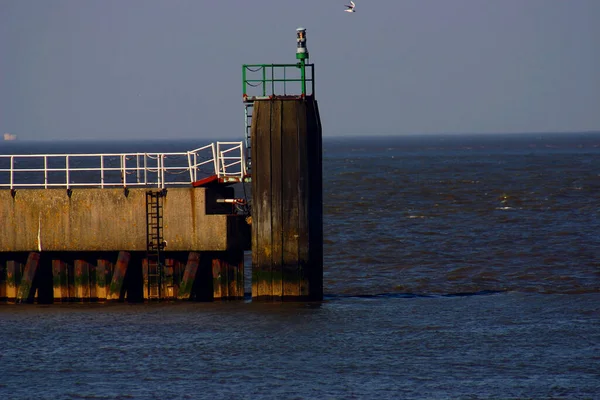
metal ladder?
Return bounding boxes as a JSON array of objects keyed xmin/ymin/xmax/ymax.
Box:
[
  {"xmin": 146, "ymin": 190, "xmax": 166, "ymax": 300},
  {"xmin": 244, "ymin": 102, "xmax": 253, "ymax": 173}
]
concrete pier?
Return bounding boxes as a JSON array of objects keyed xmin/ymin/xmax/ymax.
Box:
[
  {"xmin": 251, "ymin": 96, "xmax": 323, "ymax": 301},
  {"xmin": 2, "ymin": 26, "xmax": 324, "ymax": 304},
  {"xmin": 0, "ymin": 187, "xmax": 250, "ymax": 303}
]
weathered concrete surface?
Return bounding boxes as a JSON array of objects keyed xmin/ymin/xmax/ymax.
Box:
[{"xmin": 0, "ymin": 187, "xmax": 250, "ymax": 252}]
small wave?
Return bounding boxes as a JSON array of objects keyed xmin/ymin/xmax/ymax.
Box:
[
  {"xmin": 325, "ymin": 290, "xmax": 507, "ymax": 300},
  {"xmin": 66, "ymin": 394, "xmax": 125, "ymax": 400}
]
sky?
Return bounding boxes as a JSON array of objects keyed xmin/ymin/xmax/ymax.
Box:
[{"xmin": 1, "ymin": 0, "xmax": 599, "ymax": 141}]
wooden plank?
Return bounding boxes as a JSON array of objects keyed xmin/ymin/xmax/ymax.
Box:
[
  {"xmin": 178, "ymin": 252, "xmax": 200, "ymax": 300},
  {"xmin": 282, "ymin": 100, "xmax": 301, "ymax": 297},
  {"xmin": 16, "ymin": 252, "xmax": 40, "ymax": 303},
  {"xmin": 296, "ymin": 100, "xmax": 311, "ymax": 298},
  {"xmin": 306, "ymin": 98, "xmax": 324, "ymax": 300},
  {"xmin": 107, "ymin": 251, "xmax": 130, "ymax": 301},
  {"xmin": 252, "ymin": 100, "xmax": 274, "ymax": 299},
  {"xmin": 270, "ymin": 99, "xmax": 283, "ymax": 298},
  {"xmin": 251, "ymin": 102, "xmax": 261, "ymax": 299}
]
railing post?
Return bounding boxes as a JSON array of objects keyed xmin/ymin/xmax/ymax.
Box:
[
  {"xmin": 121, "ymin": 155, "xmax": 126, "ymax": 187},
  {"xmin": 194, "ymin": 152, "xmax": 198, "ymax": 182},
  {"xmin": 136, "ymin": 154, "xmax": 141, "ymax": 184},
  {"xmin": 44, "ymin": 156, "xmax": 48, "ymax": 189},
  {"xmin": 66, "ymin": 155, "xmax": 70, "ymax": 189},
  {"xmin": 10, "ymin": 155, "xmax": 14, "ymax": 190},
  {"xmin": 144, "ymin": 154, "xmax": 148, "ymax": 186},
  {"xmin": 240, "ymin": 142, "xmax": 246, "ymax": 178},
  {"xmin": 216, "ymin": 142, "xmax": 222, "ymax": 176},
  {"xmin": 100, "ymin": 155, "xmax": 105, "ymax": 188},
  {"xmin": 160, "ymin": 154, "xmax": 165, "ymax": 188},
  {"xmin": 187, "ymin": 151, "xmax": 194, "ymax": 184},
  {"xmin": 212, "ymin": 143, "xmax": 219, "ymax": 178}
]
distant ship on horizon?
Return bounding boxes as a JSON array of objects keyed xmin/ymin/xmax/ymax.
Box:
[{"xmin": 3, "ymin": 133, "xmax": 17, "ymax": 141}]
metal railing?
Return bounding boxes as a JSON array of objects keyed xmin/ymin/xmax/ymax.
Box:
[
  {"xmin": 0, "ymin": 141, "xmax": 247, "ymax": 189},
  {"xmin": 242, "ymin": 63, "xmax": 315, "ymax": 101}
]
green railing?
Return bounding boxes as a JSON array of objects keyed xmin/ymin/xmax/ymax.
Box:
[{"xmin": 242, "ymin": 63, "xmax": 314, "ymax": 101}]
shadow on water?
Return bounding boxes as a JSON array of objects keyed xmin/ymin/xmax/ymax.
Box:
[{"xmin": 325, "ymin": 289, "xmax": 507, "ymax": 301}]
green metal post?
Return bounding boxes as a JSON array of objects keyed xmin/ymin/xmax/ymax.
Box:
[
  {"xmin": 262, "ymin": 67, "xmax": 266, "ymax": 97},
  {"xmin": 242, "ymin": 66, "xmax": 247, "ymax": 97},
  {"xmin": 271, "ymin": 65, "xmax": 275, "ymax": 96},
  {"xmin": 300, "ymin": 60, "xmax": 306, "ymax": 96}
]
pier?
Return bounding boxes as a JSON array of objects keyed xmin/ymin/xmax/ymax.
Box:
[{"xmin": 0, "ymin": 27, "xmax": 322, "ymax": 303}]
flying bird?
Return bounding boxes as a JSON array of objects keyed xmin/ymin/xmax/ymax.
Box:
[{"xmin": 344, "ymin": 1, "xmax": 356, "ymax": 13}]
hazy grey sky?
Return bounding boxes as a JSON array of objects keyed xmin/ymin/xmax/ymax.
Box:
[{"xmin": 1, "ymin": 0, "xmax": 599, "ymax": 141}]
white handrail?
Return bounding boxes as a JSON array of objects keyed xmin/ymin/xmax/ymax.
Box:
[{"xmin": 0, "ymin": 141, "xmax": 247, "ymax": 189}]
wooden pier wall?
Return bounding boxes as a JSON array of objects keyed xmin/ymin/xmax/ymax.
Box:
[{"xmin": 251, "ymin": 96, "xmax": 323, "ymax": 301}]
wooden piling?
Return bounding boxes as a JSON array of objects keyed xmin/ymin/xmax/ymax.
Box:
[
  {"xmin": 251, "ymin": 97, "xmax": 323, "ymax": 301},
  {"xmin": 178, "ymin": 252, "xmax": 200, "ymax": 300},
  {"xmin": 107, "ymin": 251, "xmax": 130, "ymax": 301},
  {"xmin": 6, "ymin": 260, "xmax": 23, "ymax": 303},
  {"xmin": 164, "ymin": 258, "xmax": 175, "ymax": 299},
  {"xmin": 52, "ymin": 259, "xmax": 70, "ymax": 303},
  {"xmin": 96, "ymin": 259, "xmax": 111, "ymax": 302},
  {"xmin": 74, "ymin": 259, "xmax": 91, "ymax": 302},
  {"xmin": 212, "ymin": 251, "xmax": 244, "ymax": 300},
  {"xmin": 142, "ymin": 257, "xmax": 149, "ymax": 301},
  {"xmin": 16, "ymin": 252, "xmax": 40, "ymax": 303}
]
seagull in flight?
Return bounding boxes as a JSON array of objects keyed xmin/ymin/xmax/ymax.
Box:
[{"xmin": 344, "ymin": 1, "xmax": 356, "ymax": 13}]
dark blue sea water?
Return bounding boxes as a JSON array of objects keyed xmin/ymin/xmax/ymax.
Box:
[{"xmin": 1, "ymin": 133, "xmax": 599, "ymax": 399}]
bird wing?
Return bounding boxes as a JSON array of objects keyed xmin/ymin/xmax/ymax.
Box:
[{"xmin": 351, "ymin": 1, "xmax": 355, "ymax": 7}]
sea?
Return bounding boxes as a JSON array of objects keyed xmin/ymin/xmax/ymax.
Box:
[{"xmin": 0, "ymin": 133, "xmax": 599, "ymax": 400}]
